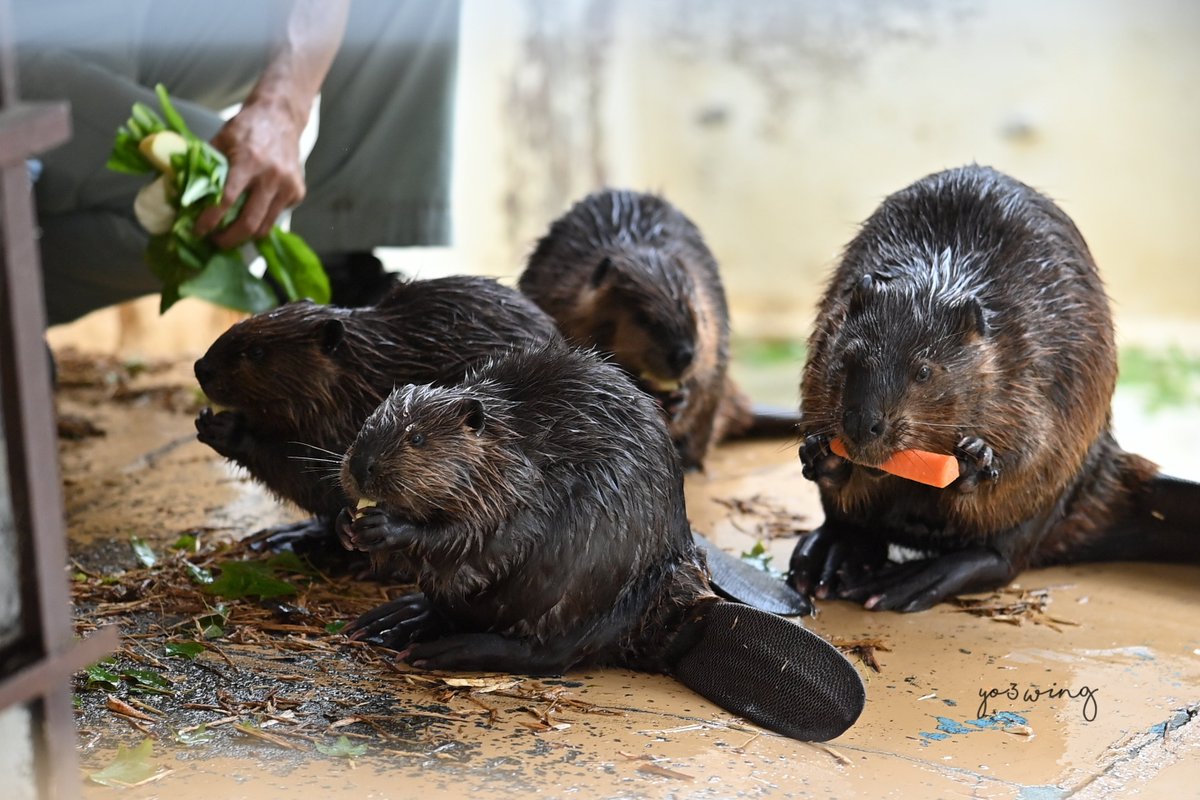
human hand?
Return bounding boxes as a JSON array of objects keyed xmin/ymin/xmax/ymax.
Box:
[{"xmin": 194, "ymin": 99, "xmax": 307, "ymax": 249}]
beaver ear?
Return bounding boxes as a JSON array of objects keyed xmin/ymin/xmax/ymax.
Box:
[
  {"xmin": 461, "ymin": 398, "xmax": 485, "ymax": 434},
  {"xmin": 591, "ymin": 256, "xmax": 614, "ymax": 288},
  {"xmin": 848, "ymin": 273, "xmax": 875, "ymax": 315},
  {"xmin": 955, "ymin": 296, "xmax": 989, "ymax": 339},
  {"xmin": 320, "ymin": 319, "xmax": 345, "ymax": 353}
]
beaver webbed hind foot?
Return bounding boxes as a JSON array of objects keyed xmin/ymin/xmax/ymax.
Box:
[
  {"xmin": 406, "ymin": 633, "xmax": 580, "ymax": 675},
  {"xmin": 789, "ymin": 526, "xmax": 888, "ymax": 600},
  {"xmin": 836, "ymin": 547, "xmax": 1015, "ymax": 612},
  {"xmin": 346, "ymin": 592, "xmax": 438, "ymax": 650}
]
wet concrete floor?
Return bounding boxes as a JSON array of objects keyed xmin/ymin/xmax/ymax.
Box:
[{"xmin": 57, "ymin": 353, "xmax": 1199, "ymax": 799}]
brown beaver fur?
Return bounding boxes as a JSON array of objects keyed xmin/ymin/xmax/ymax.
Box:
[
  {"xmin": 336, "ymin": 341, "xmax": 864, "ymax": 741},
  {"xmin": 193, "ymin": 276, "xmax": 562, "ymax": 525},
  {"xmin": 517, "ymin": 189, "xmax": 785, "ymax": 471},
  {"xmin": 790, "ymin": 165, "xmax": 1199, "ymax": 612}
]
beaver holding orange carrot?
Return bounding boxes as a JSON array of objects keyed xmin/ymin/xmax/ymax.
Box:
[{"xmin": 790, "ymin": 165, "xmax": 1199, "ymax": 612}]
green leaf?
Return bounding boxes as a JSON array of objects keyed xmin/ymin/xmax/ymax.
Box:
[
  {"xmin": 183, "ymin": 559, "xmax": 213, "ymax": 585},
  {"xmin": 130, "ymin": 536, "xmax": 157, "ymax": 568},
  {"xmin": 131, "ymin": 102, "xmax": 166, "ymax": 138},
  {"xmin": 155, "ymin": 83, "xmax": 194, "ymax": 138},
  {"xmin": 85, "ymin": 664, "xmax": 123, "ymax": 691},
  {"xmin": 164, "ymin": 642, "xmax": 205, "ymax": 660},
  {"xmin": 106, "ymin": 129, "xmax": 155, "ymax": 175},
  {"xmin": 258, "ymin": 228, "xmax": 330, "ymax": 304},
  {"xmin": 178, "ymin": 252, "xmax": 278, "ymax": 314},
  {"xmin": 266, "ymin": 551, "xmax": 316, "ymax": 576},
  {"xmin": 179, "ymin": 175, "xmax": 214, "ymax": 207},
  {"xmin": 173, "ymin": 534, "xmax": 198, "ymax": 551},
  {"xmin": 201, "ymin": 624, "xmax": 225, "ymax": 640},
  {"xmin": 89, "ymin": 739, "xmax": 157, "ymax": 787},
  {"xmin": 174, "ymin": 725, "xmax": 217, "ymax": 745},
  {"xmin": 123, "ymin": 668, "xmax": 173, "ymax": 696},
  {"xmin": 204, "ymin": 560, "xmax": 297, "ymax": 600},
  {"xmin": 324, "ymin": 621, "xmax": 347, "ymax": 634},
  {"xmin": 315, "ymin": 735, "xmax": 368, "ymax": 759}
]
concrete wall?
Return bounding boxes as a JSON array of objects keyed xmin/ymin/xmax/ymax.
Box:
[
  {"xmin": 49, "ymin": 0, "xmax": 1200, "ymax": 354},
  {"xmin": 447, "ymin": 0, "xmax": 1200, "ymax": 341}
]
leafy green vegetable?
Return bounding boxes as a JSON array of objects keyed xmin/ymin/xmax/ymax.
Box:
[
  {"xmin": 107, "ymin": 84, "xmax": 329, "ymax": 313},
  {"xmin": 130, "ymin": 536, "xmax": 157, "ymax": 568},
  {"xmin": 266, "ymin": 550, "xmax": 316, "ymax": 576},
  {"xmin": 325, "ymin": 621, "xmax": 348, "ymax": 634},
  {"xmin": 315, "ymin": 735, "xmax": 368, "ymax": 759},
  {"xmin": 202, "ymin": 624, "xmax": 225, "ymax": 640},
  {"xmin": 165, "ymin": 641, "xmax": 205, "ymax": 660},
  {"xmin": 89, "ymin": 739, "xmax": 157, "ymax": 787},
  {"xmin": 205, "ymin": 560, "xmax": 297, "ymax": 600}
]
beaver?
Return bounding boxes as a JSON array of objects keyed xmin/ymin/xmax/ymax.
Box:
[
  {"xmin": 518, "ymin": 189, "xmax": 798, "ymax": 471},
  {"xmin": 192, "ymin": 274, "xmax": 805, "ymax": 611},
  {"xmin": 192, "ymin": 275, "xmax": 563, "ymax": 542},
  {"xmin": 789, "ymin": 164, "xmax": 1200, "ymax": 612},
  {"xmin": 336, "ymin": 341, "xmax": 865, "ymax": 741}
]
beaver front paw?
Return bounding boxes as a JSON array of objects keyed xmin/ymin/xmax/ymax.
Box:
[
  {"xmin": 337, "ymin": 507, "xmax": 420, "ymax": 553},
  {"xmin": 800, "ymin": 434, "xmax": 852, "ymax": 488},
  {"xmin": 195, "ymin": 408, "xmax": 251, "ymax": 458},
  {"xmin": 954, "ymin": 436, "xmax": 1000, "ymax": 494}
]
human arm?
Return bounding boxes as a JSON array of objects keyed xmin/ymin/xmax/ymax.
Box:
[{"xmin": 194, "ymin": 0, "xmax": 350, "ymax": 248}]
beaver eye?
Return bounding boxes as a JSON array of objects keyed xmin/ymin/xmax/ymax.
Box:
[
  {"xmin": 410, "ymin": 433, "xmax": 426, "ymax": 448},
  {"xmin": 915, "ymin": 364, "xmax": 933, "ymax": 383}
]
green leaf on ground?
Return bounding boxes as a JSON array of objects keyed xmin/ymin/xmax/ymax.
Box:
[
  {"xmin": 130, "ymin": 536, "xmax": 158, "ymax": 568},
  {"xmin": 173, "ymin": 533, "xmax": 198, "ymax": 551},
  {"xmin": 164, "ymin": 642, "xmax": 205, "ymax": 660},
  {"xmin": 205, "ymin": 560, "xmax": 297, "ymax": 600},
  {"xmin": 315, "ymin": 735, "xmax": 368, "ymax": 759},
  {"xmin": 123, "ymin": 668, "xmax": 173, "ymax": 696},
  {"xmin": 84, "ymin": 664, "xmax": 123, "ymax": 692},
  {"xmin": 183, "ymin": 559, "xmax": 213, "ymax": 585},
  {"xmin": 266, "ymin": 551, "xmax": 317, "ymax": 576},
  {"xmin": 174, "ymin": 725, "xmax": 217, "ymax": 746},
  {"xmin": 89, "ymin": 739, "xmax": 156, "ymax": 787},
  {"xmin": 324, "ymin": 620, "xmax": 347, "ymax": 634}
]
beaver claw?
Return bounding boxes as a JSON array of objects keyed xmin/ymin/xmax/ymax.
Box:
[
  {"xmin": 195, "ymin": 408, "xmax": 251, "ymax": 457},
  {"xmin": 336, "ymin": 507, "xmax": 420, "ymax": 553},
  {"xmin": 799, "ymin": 434, "xmax": 852, "ymax": 488},
  {"xmin": 954, "ymin": 436, "xmax": 1000, "ymax": 494}
]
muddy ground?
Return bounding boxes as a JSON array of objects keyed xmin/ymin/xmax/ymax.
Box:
[{"xmin": 55, "ymin": 348, "xmax": 1200, "ymax": 799}]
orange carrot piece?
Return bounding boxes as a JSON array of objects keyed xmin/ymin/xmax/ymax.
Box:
[{"xmin": 829, "ymin": 438, "xmax": 960, "ymax": 488}]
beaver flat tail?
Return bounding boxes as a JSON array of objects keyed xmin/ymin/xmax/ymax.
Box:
[
  {"xmin": 668, "ymin": 601, "xmax": 865, "ymax": 742},
  {"xmin": 1069, "ymin": 473, "xmax": 1200, "ymax": 564},
  {"xmin": 692, "ymin": 533, "xmax": 812, "ymax": 615}
]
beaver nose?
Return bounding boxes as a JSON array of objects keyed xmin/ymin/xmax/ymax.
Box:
[
  {"xmin": 842, "ymin": 406, "xmax": 887, "ymax": 444},
  {"xmin": 194, "ymin": 357, "xmax": 214, "ymax": 387},
  {"xmin": 668, "ymin": 343, "xmax": 694, "ymax": 374},
  {"xmin": 349, "ymin": 450, "xmax": 378, "ymax": 488}
]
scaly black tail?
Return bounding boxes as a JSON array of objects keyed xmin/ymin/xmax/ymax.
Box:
[
  {"xmin": 693, "ymin": 532, "xmax": 812, "ymax": 616},
  {"xmin": 1071, "ymin": 473, "xmax": 1200, "ymax": 563},
  {"xmin": 668, "ymin": 601, "xmax": 865, "ymax": 742}
]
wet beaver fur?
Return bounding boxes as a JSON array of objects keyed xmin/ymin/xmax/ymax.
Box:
[
  {"xmin": 193, "ymin": 276, "xmax": 562, "ymax": 537},
  {"xmin": 518, "ymin": 189, "xmax": 797, "ymax": 471},
  {"xmin": 192, "ymin": 274, "xmax": 804, "ymax": 612},
  {"xmin": 337, "ymin": 341, "xmax": 865, "ymax": 741},
  {"xmin": 790, "ymin": 165, "xmax": 1200, "ymax": 612}
]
